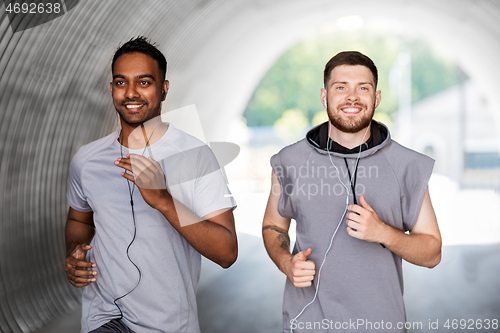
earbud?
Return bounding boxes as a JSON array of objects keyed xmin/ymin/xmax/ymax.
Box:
[
  {"xmin": 375, "ymin": 100, "xmax": 378, "ymax": 108},
  {"xmin": 323, "ymin": 98, "xmax": 327, "ymax": 108},
  {"xmin": 162, "ymin": 92, "xmax": 166, "ymax": 99}
]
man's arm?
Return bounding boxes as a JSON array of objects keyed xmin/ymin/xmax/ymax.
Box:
[
  {"xmin": 262, "ymin": 171, "xmax": 316, "ymax": 287},
  {"xmin": 156, "ymin": 201, "xmax": 237, "ymax": 269},
  {"xmin": 115, "ymin": 154, "xmax": 237, "ymax": 269},
  {"xmin": 346, "ymin": 188, "xmax": 442, "ymax": 268},
  {"xmin": 65, "ymin": 207, "xmax": 98, "ymax": 287}
]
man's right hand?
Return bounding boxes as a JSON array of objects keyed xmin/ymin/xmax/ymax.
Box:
[
  {"xmin": 65, "ymin": 244, "xmax": 97, "ymax": 287},
  {"xmin": 285, "ymin": 247, "xmax": 316, "ymax": 288}
]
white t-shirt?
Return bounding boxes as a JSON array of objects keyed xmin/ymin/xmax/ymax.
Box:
[{"xmin": 67, "ymin": 124, "xmax": 236, "ymax": 333}]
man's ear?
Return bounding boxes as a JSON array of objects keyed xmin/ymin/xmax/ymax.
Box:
[
  {"xmin": 162, "ymin": 80, "xmax": 170, "ymax": 101},
  {"xmin": 320, "ymin": 88, "xmax": 327, "ymax": 109},
  {"xmin": 375, "ymin": 90, "xmax": 381, "ymax": 108}
]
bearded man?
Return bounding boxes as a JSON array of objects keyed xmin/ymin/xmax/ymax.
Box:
[{"xmin": 262, "ymin": 51, "xmax": 441, "ymax": 333}]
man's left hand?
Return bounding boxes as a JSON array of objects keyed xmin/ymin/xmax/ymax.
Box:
[
  {"xmin": 346, "ymin": 195, "xmax": 388, "ymax": 244},
  {"xmin": 114, "ymin": 154, "xmax": 170, "ymax": 210}
]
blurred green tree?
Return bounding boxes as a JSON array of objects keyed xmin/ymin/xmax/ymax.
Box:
[{"xmin": 274, "ymin": 108, "xmax": 309, "ymax": 143}]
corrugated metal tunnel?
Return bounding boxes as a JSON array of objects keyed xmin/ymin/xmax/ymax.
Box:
[{"xmin": 1, "ymin": 0, "xmax": 500, "ymax": 332}]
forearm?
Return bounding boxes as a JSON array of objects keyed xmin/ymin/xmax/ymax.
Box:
[
  {"xmin": 157, "ymin": 194, "xmax": 237, "ymax": 268},
  {"xmin": 262, "ymin": 225, "xmax": 292, "ymax": 275},
  {"xmin": 65, "ymin": 219, "xmax": 95, "ymax": 257},
  {"xmin": 381, "ymin": 224, "xmax": 441, "ymax": 268}
]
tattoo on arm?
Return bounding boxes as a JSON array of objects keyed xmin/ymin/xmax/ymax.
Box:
[{"xmin": 263, "ymin": 225, "xmax": 290, "ymax": 250}]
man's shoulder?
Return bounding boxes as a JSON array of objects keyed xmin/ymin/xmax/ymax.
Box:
[
  {"xmin": 165, "ymin": 125, "xmax": 208, "ymax": 151},
  {"xmin": 272, "ymin": 138, "xmax": 310, "ymax": 165},
  {"xmin": 382, "ymin": 139, "xmax": 434, "ymax": 164},
  {"xmin": 161, "ymin": 126, "xmax": 217, "ymax": 171},
  {"xmin": 379, "ymin": 139, "xmax": 435, "ymax": 182},
  {"xmin": 70, "ymin": 132, "xmax": 117, "ymax": 166}
]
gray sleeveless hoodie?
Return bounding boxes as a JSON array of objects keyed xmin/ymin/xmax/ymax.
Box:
[{"xmin": 271, "ymin": 120, "xmax": 434, "ymax": 333}]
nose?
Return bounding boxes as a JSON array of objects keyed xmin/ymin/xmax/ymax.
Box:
[
  {"xmin": 346, "ymin": 89, "xmax": 358, "ymax": 103},
  {"xmin": 125, "ymin": 84, "xmax": 140, "ymax": 99}
]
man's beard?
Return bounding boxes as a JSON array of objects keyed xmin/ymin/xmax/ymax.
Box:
[{"xmin": 327, "ymin": 102, "xmax": 375, "ymax": 133}]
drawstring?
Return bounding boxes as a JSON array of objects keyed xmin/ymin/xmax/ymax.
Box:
[{"xmin": 344, "ymin": 157, "xmax": 360, "ymax": 205}]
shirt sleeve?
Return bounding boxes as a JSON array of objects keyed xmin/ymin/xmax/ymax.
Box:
[
  {"xmin": 66, "ymin": 151, "xmax": 93, "ymax": 212},
  {"xmin": 163, "ymin": 144, "xmax": 236, "ymax": 220},
  {"xmin": 192, "ymin": 145, "xmax": 236, "ymax": 218}
]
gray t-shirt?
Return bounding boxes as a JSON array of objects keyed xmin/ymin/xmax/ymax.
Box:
[
  {"xmin": 271, "ymin": 123, "xmax": 433, "ymax": 333},
  {"xmin": 67, "ymin": 124, "xmax": 236, "ymax": 333}
]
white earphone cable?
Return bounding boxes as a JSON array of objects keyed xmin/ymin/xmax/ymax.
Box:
[{"xmin": 289, "ymin": 122, "xmax": 370, "ymax": 332}]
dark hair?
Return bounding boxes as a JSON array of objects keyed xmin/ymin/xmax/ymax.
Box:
[
  {"xmin": 323, "ymin": 51, "xmax": 378, "ymax": 88},
  {"xmin": 112, "ymin": 36, "xmax": 167, "ymax": 81}
]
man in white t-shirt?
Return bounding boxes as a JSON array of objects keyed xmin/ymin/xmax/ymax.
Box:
[{"xmin": 65, "ymin": 36, "xmax": 237, "ymax": 333}]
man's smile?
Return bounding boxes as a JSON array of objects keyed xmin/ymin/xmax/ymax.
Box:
[
  {"xmin": 341, "ymin": 106, "xmax": 362, "ymax": 114},
  {"xmin": 125, "ymin": 104, "xmax": 144, "ymax": 109}
]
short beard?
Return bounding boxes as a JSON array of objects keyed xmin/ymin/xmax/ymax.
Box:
[{"xmin": 327, "ymin": 102, "xmax": 374, "ymax": 133}]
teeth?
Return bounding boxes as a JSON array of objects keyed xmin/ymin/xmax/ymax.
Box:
[
  {"xmin": 126, "ymin": 104, "xmax": 143, "ymax": 109},
  {"xmin": 343, "ymin": 108, "xmax": 360, "ymax": 113}
]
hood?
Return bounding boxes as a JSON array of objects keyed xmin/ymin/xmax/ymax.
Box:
[{"xmin": 306, "ymin": 120, "xmax": 391, "ymax": 159}]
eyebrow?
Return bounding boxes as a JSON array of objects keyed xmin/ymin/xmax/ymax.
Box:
[
  {"xmin": 331, "ymin": 81, "xmax": 374, "ymax": 87},
  {"xmin": 112, "ymin": 74, "xmax": 156, "ymax": 81}
]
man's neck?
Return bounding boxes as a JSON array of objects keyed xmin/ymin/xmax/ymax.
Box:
[
  {"xmin": 328, "ymin": 122, "xmax": 371, "ymax": 150},
  {"xmin": 119, "ymin": 118, "xmax": 168, "ymax": 149}
]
